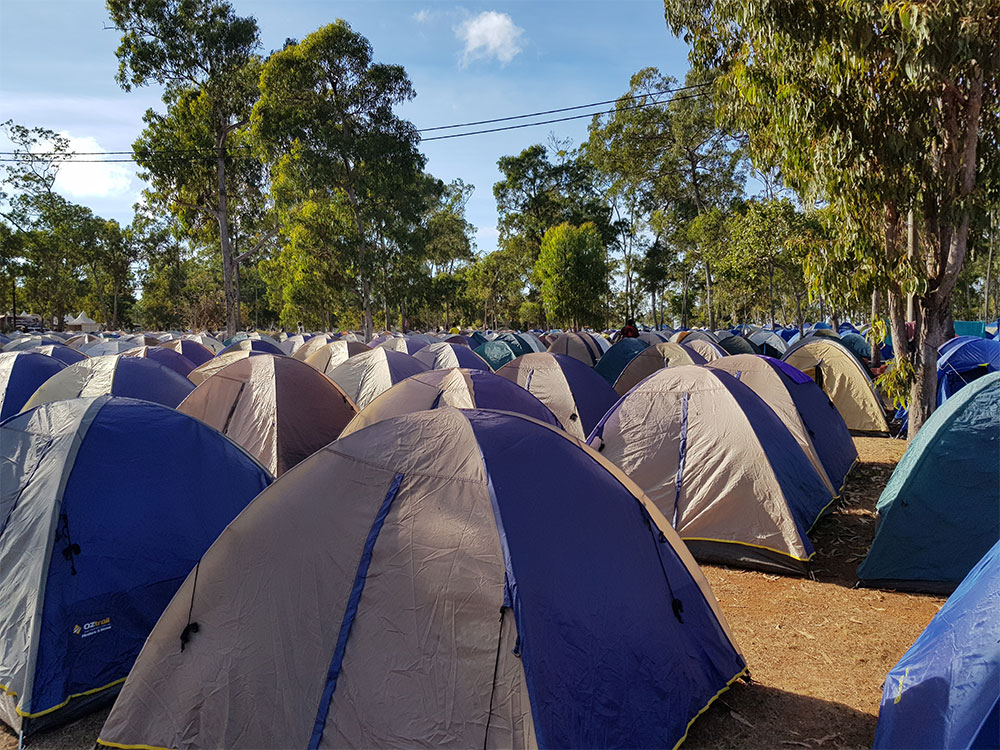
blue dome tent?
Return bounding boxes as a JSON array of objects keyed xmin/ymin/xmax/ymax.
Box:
[
  {"xmin": 218, "ymin": 338, "xmax": 285, "ymax": 357},
  {"xmin": 0, "ymin": 396, "xmax": 273, "ymax": 738},
  {"xmin": 935, "ymin": 336, "xmax": 1000, "ymax": 405},
  {"xmin": 874, "ymin": 540, "xmax": 1000, "ymax": 749},
  {"xmin": 22, "ymin": 355, "xmax": 195, "ymax": 410},
  {"xmin": 96, "ymin": 408, "xmax": 745, "ymax": 750},
  {"xmin": 498, "ymin": 352, "xmax": 619, "ymax": 439},
  {"xmin": 0, "ymin": 351, "xmax": 65, "ymax": 420},
  {"xmin": 594, "ymin": 337, "xmax": 649, "ymax": 385},
  {"xmin": 29, "ymin": 344, "xmax": 88, "ymax": 366},
  {"xmin": 838, "ymin": 332, "xmax": 872, "ymax": 363},
  {"xmin": 473, "ymin": 339, "xmax": 517, "ymax": 371}
]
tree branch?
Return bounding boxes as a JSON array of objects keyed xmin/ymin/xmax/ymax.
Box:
[{"xmin": 235, "ymin": 228, "xmax": 279, "ymax": 265}]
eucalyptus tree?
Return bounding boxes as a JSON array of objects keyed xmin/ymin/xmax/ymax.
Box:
[
  {"xmin": 534, "ymin": 222, "xmax": 608, "ymax": 329},
  {"xmin": 252, "ymin": 20, "xmax": 424, "ymax": 340},
  {"xmin": 587, "ymin": 67, "xmax": 743, "ymax": 329},
  {"xmin": 108, "ymin": 0, "xmax": 264, "ymax": 336},
  {"xmin": 586, "ymin": 69, "xmax": 679, "ymax": 320},
  {"xmin": 664, "ymin": 0, "xmax": 1000, "ymax": 434},
  {"xmin": 421, "ymin": 179, "xmax": 476, "ymax": 330}
]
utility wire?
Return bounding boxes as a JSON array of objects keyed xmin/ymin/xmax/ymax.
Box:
[
  {"xmin": 417, "ymin": 81, "xmax": 711, "ymax": 132},
  {"xmin": 0, "ymin": 88, "xmax": 711, "ymax": 162},
  {"xmin": 422, "ymin": 90, "xmax": 707, "ymax": 142}
]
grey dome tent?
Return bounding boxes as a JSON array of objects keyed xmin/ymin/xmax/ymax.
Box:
[{"xmin": 97, "ymin": 408, "xmax": 745, "ymax": 750}]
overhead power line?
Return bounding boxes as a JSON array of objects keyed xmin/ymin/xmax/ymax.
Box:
[
  {"xmin": 416, "ymin": 81, "xmax": 711, "ymax": 132},
  {"xmin": 0, "ymin": 85, "xmax": 712, "ymax": 162},
  {"xmin": 422, "ymin": 90, "xmax": 708, "ymax": 142}
]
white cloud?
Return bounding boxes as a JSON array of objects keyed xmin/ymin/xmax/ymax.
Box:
[
  {"xmin": 36, "ymin": 133, "xmax": 135, "ymax": 199},
  {"xmin": 456, "ymin": 11, "xmax": 525, "ymax": 66},
  {"xmin": 413, "ymin": 9, "xmax": 431, "ymax": 23}
]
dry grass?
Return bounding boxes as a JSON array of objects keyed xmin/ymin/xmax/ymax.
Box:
[{"xmin": 3, "ymin": 438, "xmax": 940, "ymax": 750}]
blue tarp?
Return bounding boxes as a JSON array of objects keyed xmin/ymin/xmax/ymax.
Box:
[
  {"xmin": 953, "ymin": 320, "xmax": 987, "ymax": 338},
  {"xmin": 858, "ymin": 372, "xmax": 1000, "ymax": 591},
  {"xmin": 874, "ymin": 540, "xmax": 1000, "ymax": 749}
]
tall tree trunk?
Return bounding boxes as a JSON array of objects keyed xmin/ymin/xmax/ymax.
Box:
[
  {"xmin": 768, "ymin": 258, "xmax": 775, "ymax": 329},
  {"xmin": 906, "ymin": 209, "xmax": 917, "ymax": 322},
  {"xmin": 681, "ymin": 271, "xmax": 689, "ymax": 329},
  {"xmin": 704, "ymin": 259, "xmax": 715, "ymax": 330},
  {"xmin": 870, "ymin": 289, "xmax": 882, "ymax": 368},
  {"xmin": 233, "ymin": 263, "xmax": 242, "ymax": 331},
  {"xmin": 795, "ymin": 292, "xmax": 804, "ymax": 336},
  {"xmin": 216, "ymin": 143, "xmax": 239, "ymax": 339},
  {"xmin": 984, "ymin": 210, "xmax": 995, "ymax": 322},
  {"xmin": 361, "ymin": 278, "xmax": 373, "ymax": 341},
  {"xmin": 908, "ymin": 293, "xmax": 948, "ymax": 437}
]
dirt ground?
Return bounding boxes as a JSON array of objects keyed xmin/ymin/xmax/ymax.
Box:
[
  {"xmin": 3, "ymin": 437, "xmax": 943, "ymax": 750},
  {"xmin": 685, "ymin": 437, "xmax": 944, "ymax": 750}
]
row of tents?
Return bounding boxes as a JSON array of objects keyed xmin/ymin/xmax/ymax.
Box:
[
  {"xmin": 1, "ymin": 324, "xmax": 996, "ymax": 748},
  {"xmin": 2, "ymin": 328, "xmax": 993, "ymax": 581}
]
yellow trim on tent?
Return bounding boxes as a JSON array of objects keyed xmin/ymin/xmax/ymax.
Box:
[
  {"xmin": 673, "ymin": 666, "xmax": 748, "ymax": 749},
  {"xmin": 806, "ymin": 494, "xmax": 839, "ymax": 534},
  {"xmin": 803, "ymin": 456, "xmax": 860, "ymax": 533},
  {"xmin": 834, "ymin": 458, "xmax": 860, "ymax": 499},
  {"xmin": 0, "ymin": 682, "xmax": 18, "ymax": 698},
  {"xmin": 15, "ymin": 677, "xmax": 126, "ymax": 718},
  {"xmin": 97, "ymin": 740, "xmax": 171, "ymax": 750},
  {"xmin": 681, "ymin": 535, "xmax": 815, "ymax": 563}
]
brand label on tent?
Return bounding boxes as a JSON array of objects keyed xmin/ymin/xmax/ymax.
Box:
[{"xmin": 73, "ymin": 617, "xmax": 111, "ymax": 638}]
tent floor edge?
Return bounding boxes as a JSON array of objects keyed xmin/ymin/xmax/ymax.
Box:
[
  {"xmin": 17, "ymin": 683, "xmax": 123, "ymax": 739},
  {"xmin": 684, "ymin": 540, "xmax": 810, "ymax": 577}
]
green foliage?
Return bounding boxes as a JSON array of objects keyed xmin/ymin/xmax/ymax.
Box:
[
  {"xmin": 586, "ymin": 67, "xmax": 745, "ymax": 327},
  {"xmin": 107, "ymin": 0, "xmax": 260, "ymax": 95},
  {"xmin": 0, "ymin": 121, "xmax": 141, "ymax": 329},
  {"xmin": 110, "ymin": 0, "xmax": 265, "ymax": 335},
  {"xmin": 493, "ymin": 143, "xmax": 612, "ymax": 315},
  {"xmin": 252, "ymin": 20, "xmax": 424, "ymax": 339},
  {"xmin": 534, "ymin": 222, "xmax": 608, "ymax": 328},
  {"xmin": 664, "ymin": 0, "xmax": 999, "ymax": 432}
]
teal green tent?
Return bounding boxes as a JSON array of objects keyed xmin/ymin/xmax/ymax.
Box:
[
  {"xmin": 858, "ymin": 372, "xmax": 1000, "ymax": 592},
  {"xmin": 953, "ymin": 320, "xmax": 987, "ymax": 338},
  {"xmin": 472, "ymin": 340, "xmax": 516, "ymax": 371}
]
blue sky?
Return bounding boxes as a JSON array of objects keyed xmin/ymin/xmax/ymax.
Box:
[{"xmin": 0, "ymin": 0, "xmax": 694, "ymax": 253}]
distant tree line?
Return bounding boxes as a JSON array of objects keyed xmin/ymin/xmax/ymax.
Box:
[{"xmin": 1, "ymin": 0, "xmax": 996, "ymax": 433}]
